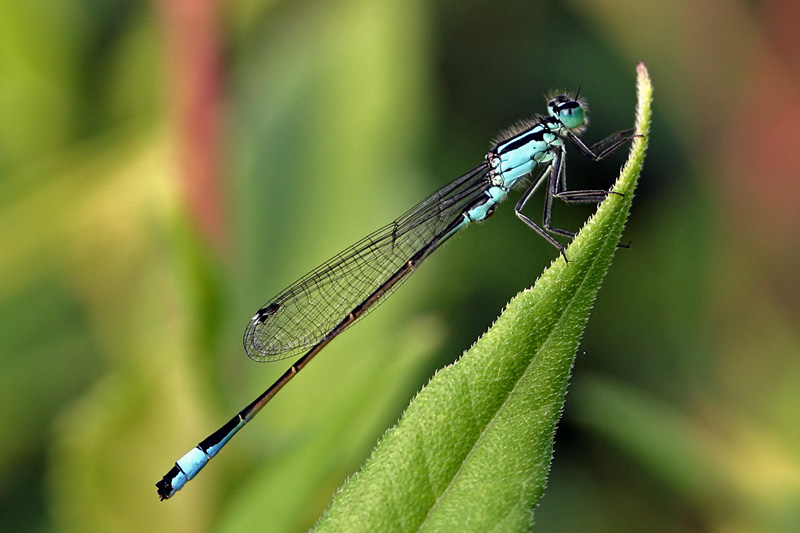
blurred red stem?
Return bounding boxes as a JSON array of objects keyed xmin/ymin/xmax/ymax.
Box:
[{"xmin": 158, "ymin": 0, "xmax": 228, "ymax": 253}]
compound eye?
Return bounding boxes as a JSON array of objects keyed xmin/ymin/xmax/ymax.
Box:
[{"xmin": 558, "ymin": 101, "xmax": 585, "ymax": 129}]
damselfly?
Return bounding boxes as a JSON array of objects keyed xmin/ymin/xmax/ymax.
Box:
[{"xmin": 156, "ymin": 93, "xmax": 634, "ymax": 500}]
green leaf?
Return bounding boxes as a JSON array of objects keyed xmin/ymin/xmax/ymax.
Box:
[{"xmin": 313, "ymin": 63, "xmax": 652, "ymax": 532}]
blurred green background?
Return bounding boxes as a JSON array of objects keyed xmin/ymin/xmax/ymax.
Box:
[{"xmin": 2, "ymin": 0, "xmax": 799, "ymax": 531}]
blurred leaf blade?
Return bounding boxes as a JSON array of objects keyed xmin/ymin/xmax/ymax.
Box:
[{"xmin": 314, "ymin": 63, "xmax": 652, "ymax": 531}]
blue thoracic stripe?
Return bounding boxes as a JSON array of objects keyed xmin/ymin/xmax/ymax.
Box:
[
  {"xmin": 495, "ymin": 123, "xmax": 548, "ymax": 154},
  {"xmin": 156, "ymin": 90, "xmax": 633, "ymax": 501},
  {"xmin": 490, "ymin": 119, "xmax": 564, "ymax": 192}
]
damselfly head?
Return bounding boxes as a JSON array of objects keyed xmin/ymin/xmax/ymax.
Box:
[{"xmin": 547, "ymin": 94, "xmax": 588, "ymax": 131}]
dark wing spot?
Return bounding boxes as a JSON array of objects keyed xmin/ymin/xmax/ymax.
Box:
[{"xmin": 254, "ymin": 303, "xmax": 281, "ymax": 323}]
